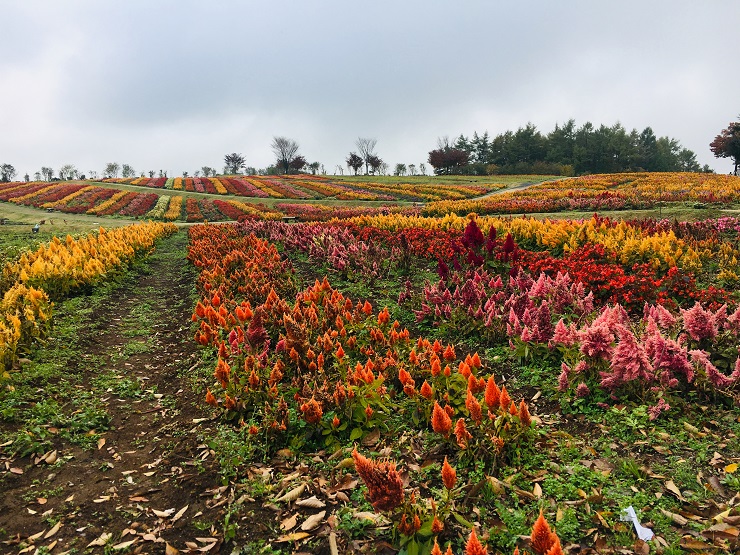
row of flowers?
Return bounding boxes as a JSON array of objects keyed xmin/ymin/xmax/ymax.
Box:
[
  {"xmin": 0, "ymin": 222, "xmax": 177, "ymax": 373},
  {"xmin": 424, "ymin": 172, "xmax": 740, "ymax": 216}
]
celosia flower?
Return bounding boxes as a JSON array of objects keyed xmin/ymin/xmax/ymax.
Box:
[
  {"xmin": 531, "ymin": 510, "xmax": 559, "ymax": 555},
  {"xmin": 519, "ymin": 401, "xmax": 531, "ymax": 427},
  {"xmin": 365, "ymin": 405, "xmax": 374, "ymax": 419},
  {"xmin": 205, "ymin": 389, "xmax": 218, "ymax": 406},
  {"xmin": 248, "ymin": 425, "xmax": 259, "ymax": 435},
  {"xmin": 443, "ymin": 344, "xmax": 456, "ymax": 361},
  {"xmin": 485, "ymin": 376, "xmax": 500, "ymax": 408},
  {"xmin": 432, "ymin": 401, "xmax": 452, "ymax": 436},
  {"xmin": 432, "ymin": 515, "xmax": 444, "ymax": 534},
  {"xmin": 499, "ymin": 386, "xmax": 511, "ymax": 412},
  {"xmin": 466, "ymin": 390, "xmax": 483, "ymax": 423},
  {"xmin": 465, "ymin": 528, "xmax": 488, "ymax": 555},
  {"xmin": 431, "ymin": 357, "xmax": 442, "ymax": 376},
  {"xmin": 332, "ymin": 415, "xmax": 340, "ymax": 427},
  {"xmin": 454, "ymin": 418, "xmax": 472, "ymax": 448},
  {"xmin": 420, "ymin": 380, "xmax": 433, "ymax": 400},
  {"xmin": 647, "ymin": 398, "xmax": 670, "ymax": 420},
  {"xmin": 575, "ymin": 382, "xmax": 590, "ymax": 398},
  {"xmin": 300, "ymin": 398, "xmax": 323, "ymax": 424},
  {"xmin": 352, "ymin": 447, "xmax": 405, "ymax": 512},
  {"xmin": 681, "ymin": 302, "xmax": 718, "ymax": 341},
  {"xmin": 442, "ymin": 456, "xmax": 457, "ymax": 490},
  {"xmin": 431, "ymin": 540, "xmax": 443, "ymax": 555},
  {"xmin": 336, "ymin": 345, "xmax": 345, "ymax": 360}
]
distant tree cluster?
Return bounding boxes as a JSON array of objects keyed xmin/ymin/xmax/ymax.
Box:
[{"xmin": 428, "ymin": 120, "xmax": 709, "ymax": 176}]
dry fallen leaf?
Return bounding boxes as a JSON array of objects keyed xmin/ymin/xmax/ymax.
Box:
[
  {"xmin": 171, "ymin": 504, "xmax": 189, "ymax": 523},
  {"xmin": 44, "ymin": 450, "xmax": 58, "ymax": 464},
  {"xmin": 280, "ymin": 514, "xmax": 298, "ymax": 531},
  {"xmin": 152, "ymin": 508, "xmax": 176, "ymax": 518},
  {"xmin": 296, "ymin": 496, "xmax": 326, "ymax": 509},
  {"xmin": 659, "ymin": 508, "xmax": 688, "ymax": 526},
  {"xmin": 112, "ymin": 539, "xmax": 137, "ymax": 550},
  {"xmin": 276, "ymin": 532, "xmax": 310, "ymax": 543},
  {"xmin": 301, "ymin": 510, "xmax": 326, "ymax": 531},
  {"xmin": 665, "ymin": 480, "xmax": 686, "ymax": 501},
  {"xmin": 274, "ymin": 483, "xmax": 306, "ymax": 503},
  {"xmin": 44, "ymin": 520, "xmax": 62, "ymax": 539},
  {"xmin": 87, "ymin": 532, "xmax": 112, "ymax": 547},
  {"xmin": 165, "ymin": 543, "xmax": 179, "ymax": 555},
  {"xmin": 533, "ymin": 483, "xmax": 543, "ymax": 498}
]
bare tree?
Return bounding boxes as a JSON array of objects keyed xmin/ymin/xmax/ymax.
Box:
[
  {"xmin": 419, "ymin": 163, "xmax": 427, "ymax": 176},
  {"xmin": 271, "ymin": 136, "xmax": 301, "ymax": 174},
  {"xmin": 356, "ymin": 137, "xmax": 377, "ymax": 175},
  {"xmin": 88, "ymin": 170, "xmax": 99, "ymax": 180},
  {"xmin": 121, "ymin": 164, "xmax": 136, "ymax": 178}
]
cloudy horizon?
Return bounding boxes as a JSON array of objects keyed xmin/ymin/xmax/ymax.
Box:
[{"xmin": 1, "ymin": 0, "xmax": 739, "ymax": 178}]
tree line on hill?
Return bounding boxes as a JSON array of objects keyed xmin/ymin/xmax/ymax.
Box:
[{"xmin": 427, "ymin": 120, "xmax": 714, "ymax": 176}]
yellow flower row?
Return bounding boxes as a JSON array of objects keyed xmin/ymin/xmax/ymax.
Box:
[
  {"xmin": 211, "ymin": 179, "xmax": 228, "ymax": 195},
  {"xmin": 164, "ymin": 196, "xmax": 183, "ymax": 220},
  {"xmin": 345, "ymin": 213, "xmax": 708, "ymax": 272},
  {"xmin": 42, "ymin": 186, "xmax": 96, "ymax": 208},
  {"xmin": 86, "ymin": 190, "xmax": 128, "ymax": 215}
]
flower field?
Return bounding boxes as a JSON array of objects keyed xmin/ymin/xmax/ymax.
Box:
[
  {"xmin": 3, "ymin": 173, "xmax": 740, "ymax": 552},
  {"xmin": 180, "ymin": 204, "xmax": 740, "ymax": 552},
  {"xmin": 424, "ymin": 172, "xmax": 740, "ymax": 216}
]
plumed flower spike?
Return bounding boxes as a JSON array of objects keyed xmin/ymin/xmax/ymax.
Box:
[
  {"xmin": 465, "ymin": 528, "xmax": 488, "ymax": 555},
  {"xmin": 431, "ymin": 540, "xmax": 443, "ymax": 555},
  {"xmin": 352, "ymin": 447, "xmax": 405, "ymax": 512},
  {"xmin": 432, "ymin": 401, "xmax": 453, "ymax": 436},
  {"xmin": 485, "ymin": 376, "xmax": 500, "ymax": 409},
  {"xmin": 499, "ymin": 385, "xmax": 511, "ymax": 412},
  {"xmin": 531, "ymin": 510, "xmax": 560, "ymax": 555},
  {"xmin": 442, "ymin": 456, "xmax": 457, "ymax": 490},
  {"xmin": 454, "ymin": 418, "xmax": 472, "ymax": 448}
]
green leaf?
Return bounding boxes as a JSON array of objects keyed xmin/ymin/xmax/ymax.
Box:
[
  {"xmin": 350, "ymin": 427, "xmax": 363, "ymax": 441},
  {"xmin": 452, "ymin": 511, "xmax": 475, "ymax": 529}
]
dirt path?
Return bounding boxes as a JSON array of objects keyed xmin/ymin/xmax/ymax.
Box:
[{"xmin": 0, "ymin": 231, "xmax": 228, "ymax": 553}]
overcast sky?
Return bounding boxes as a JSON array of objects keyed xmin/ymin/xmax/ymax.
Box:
[{"xmin": 1, "ymin": 0, "xmax": 739, "ymax": 177}]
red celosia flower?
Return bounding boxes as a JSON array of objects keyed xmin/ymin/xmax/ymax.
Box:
[
  {"xmin": 465, "ymin": 528, "xmax": 488, "ymax": 555},
  {"xmin": 485, "ymin": 376, "xmax": 500, "ymax": 409},
  {"xmin": 352, "ymin": 448, "xmax": 405, "ymax": 512},
  {"xmin": 519, "ymin": 401, "xmax": 532, "ymax": 427},
  {"xmin": 466, "ymin": 389, "xmax": 482, "ymax": 423},
  {"xmin": 431, "ymin": 401, "xmax": 452, "ymax": 436},
  {"xmin": 499, "ymin": 386, "xmax": 511, "ymax": 412},
  {"xmin": 442, "ymin": 456, "xmax": 457, "ymax": 490},
  {"xmin": 454, "ymin": 418, "xmax": 472, "ymax": 448},
  {"xmin": 420, "ymin": 380, "xmax": 433, "ymax": 400},
  {"xmin": 300, "ymin": 398, "xmax": 323, "ymax": 424}
]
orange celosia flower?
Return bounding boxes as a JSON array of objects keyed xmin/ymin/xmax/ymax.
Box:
[
  {"xmin": 336, "ymin": 345, "xmax": 345, "ymax": 360},
  {"xmin": 409, "ymin": 350, "xmax": 419, "ymax": 365},
  {"xmin": 249, "ymin": 369, "xmax": 260, "ymax": 388},
  {"xmin": 431, "ymin": 401, "xmax": 452, "ymax": 436},
  {"xmin": 432, "ymin": 339, "xmax": 443, "ymax": 354},
  {"xmin": 509, "ymin": 401, "xmax": 518, "ymax": 416},
  {"xmin": 499, "ymin": 386, "xmax": 511, "ymax": 412},
  {"xmin": 441, "ymin": 456, "xmax": 457, "ymax": 490},
  {"xmin": 466, "ymin": 389, "xmax": 482, "ymax": 423},
  {"xmin": 519, "ymin": 401, "xmax": 532, "ymax": 428},
  {"xmin": 459, "ymin": 361, "xmax": 471, "ymax": 379},
  {"xmin": 378, "ymin": 307, "xmax": 390, "ymax": 325},
  {"xmin": 399, "ymin": 367, "xmax": 413, "ymax": 386},
  {"xmin": 352, "ymin": 448, "xmax": 404, "ymax": 512},
  {"xmin": 471, "ymin": 352, "xmax": 482, "ymax": 368},
  {"xmin": 300, "ymin": 398, "xmax": 323, "ymax": 424},
  {"xmin": 531, "ymin": 510, "xmax": 555, "ymax": 554},
  {"xmin": 431, "ymin": 540, "xmax": 443, "ymax": 555},
  {"xmin": 332, "ymin": 415, "xmax": 340, "ymax": 428},
  {"xmin": 465, "ymin": 528, "xmax": 488, "ymax": 555},
  {"xmin": 205, "ymin": 389, "xmax": 218, "ymax": 406},
  {"xmin": 443, "ymin": 344, "xmax": 456, "ymax": 361},
  {"xmin": 443, "ymin": 364, "xmax": 451, "ymax": 377},
  {"xmin": 289, "ymin": 347, "xmax": 299, "ymax": 362},
  {"xmin": 248, "ymin": 425, "xmax": 259, "ymax": 435},
  {"xmin": 214, "ymin": 359, "xmax": 230, "ymax": 388},
  {"xmin": 432, "ymin": 515, "xmax": 444, "ymax": 534},
  {"xmin": 485, "ymin": 377, "xmax": 500, "ymax": 409},
  {"xmin": 211, "ymin": 293, "xmax": 221, "ymax": 307},
  {"xmin": 420, "ymin": 380, "xmax": 433, "ymax": 400},
  {"xmin": 365, "ymin": 405, "xmax": 374, "ymax": 419},
  {"xmin": 224, "ymin": 394, "xmax": 236, "ymax": 410},
  {"xmin": 362, "ymin": 301, "xmax": 373, "ymax": 315},
  {"xmin": 430, "ymin": 357, "xmax": 441, "ymax": 376},
  {"xmin": 454, "ymin": 418, "xmax": 472, "ymax": 448}
]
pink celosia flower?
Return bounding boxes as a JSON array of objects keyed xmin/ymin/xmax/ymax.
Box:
[
  {"xmin": 578, "ymin": 321, "xmax": 614, "ymax": 360},
  {"xmin": 601, "ymin": 325, "xmax": 654, "ymax": 390},
  {"xmin": 681, "ymin": 302, "xmax": 718, "ymax": 342},
  {"xmin": 575, "ymin": 382, "xmax": 590, "ymax": 398},
  {"xmin": 643, "ymin": 303, "xmax": 677, "ymax": 329},
  {"xmin": 690, "ymin": 349, "xmax": 737, "ymax": 388},
  {"xmin": 648, "ymin": 398, "xmax": 671, "ymax": 420}
]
